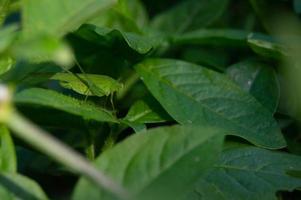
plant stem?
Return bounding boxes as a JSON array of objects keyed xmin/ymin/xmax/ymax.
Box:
[
  {"xmin": 85, "ymin": 143, "xmax": 95, "ymax": 161},
  {"xmin": 7, "ymin": 111, "xmax": 129, "ymax": 200},
  {"xmin": 117, "ymin": 72, "xmax": 140, "ymax": 100}
]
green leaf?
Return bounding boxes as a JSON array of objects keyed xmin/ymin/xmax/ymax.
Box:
[
  {"xmin": 226, "ymin": 60, "xmax": 280, "ymax": 113},
  {"xmin": 172, "ymin": 29, "xmax": 248, "ymax": 47},
  {"xmin": 22, "ymin": 0, "xmax": 116, "ymax": 37},
  {"xmin": 0, "ymin": 172, "xmax": 48, "ymax": 200},
  {"xmin": 0, "ymin": 126, "xmax": 16, "ymax": 172},
  {"xmin": 11, "ymin": 35, "xmax": 74, "ymax": 67},
  {"xmin": 247, "ymin": 33, "xmax": 286, "ymax": 59},
  {"xmin": 188, "ymin": 146, "xmax": 301, "ymax": 200},
  {"xmin": 51, "ymin": 73, "xmax": 123, "ymax": 97},
  {"xmin": 0, "ymin": 62, "xmax": 61, "ymax": 84},
  {"xmin": 0, "ymin": 0, "xmax": 11, "ymax": 25},
  {"xmin": 0, "ymin": 57, "xmax": 14, "ymax": 76},
  {"xmin": 248, "ymin": 0, "xmax": 271, "ymax": 31},
  {"xmin": 73, "ymin": 125, "xmax": 224, "ymax": 200},
  {"xmin": 122, "ymin": 98, "xmax": 172, "ymax": 132},
  {"xmin": 74, "ymin": 24, "xmax": 153, "ymax": 54},
  {"xmin": 0, "ymin": 27, "xmax": 72, "ymax": 67},
  {"xmin": 119, "ymin": 0, "xmax": 148, "ymax": 29},
  {"xmin": 294, "ymin": 0, "xmax": 301, "ymax": 14},
  {"xmin": 123, "ymin": 99, "xmax": 171, "ymax": 124},
  {"xmin": 180, "ymin": 48, "xmax": 230, "ymax": 71},
  {"xmin": 151, "ymin": 0, "xmax": 229, "ymax": 34},
  {"xmin": 0, "ymin": 25, "xmax": 18, "ymax": 53},
  {"xmin": 13, "ymin": 88, "xmax": 118, "ymax": 123},
  {"xmin": 90, "ymin": 0, "xmax": 148, "ymax": 33},
  {"xmin": 250, "ymin": 0, "xmax": 301, "ymax": 34},
  {"xmin": 135, "ymin": 59, "xmax": 285, "ymax": 149}
]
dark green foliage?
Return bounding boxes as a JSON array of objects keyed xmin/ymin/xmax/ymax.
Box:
[{"xmin": 0, "ymin": 0, "xmax": 301, "ymax": 199}]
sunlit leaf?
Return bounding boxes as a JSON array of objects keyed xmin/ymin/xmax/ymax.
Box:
[
  {"xmin": 0, "ymin": 126, "xmax": 16, "ymax": 172},
  {"xmin": 22, "ymin": 0, "xmax": 116, "ymax": 37}
]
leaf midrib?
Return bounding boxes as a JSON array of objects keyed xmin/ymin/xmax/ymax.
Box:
[{"xmin": 140, "ymin": 62, "xmax": 278, "ymax": 147}]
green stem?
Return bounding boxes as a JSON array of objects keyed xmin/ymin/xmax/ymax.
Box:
[
  {"xmin": 7, "ymin": 111, "xmax": 129, "ymax": 199},
  {"xmin": 117, "ymin": 72, "xmax": 140, "ymax": 100},
  {"xmin": 85, "ymin": 143, "xmax": 95, "ymax": 161}
]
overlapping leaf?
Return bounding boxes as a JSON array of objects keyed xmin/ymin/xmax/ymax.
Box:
[
  {"xmin": 0, "ymin": 24, "xmax": 18, "ymax": 53},
  {"xmin": 13, "ymin": 88, "xmax": 118, "ymax": 123},
  {"xmin": 247, "ymin": 33, "xmax": 286, "ymax": 59},
  {"xmin": 172, "ymin": 29, "xmax": 248, "ymax": 47},
  {"xmin": 123, "ymin": 99, "xmax": 170, "ymax": 124},
  {"xmin": 74, "ymin": 24, "xmax": 153, "ymax": 55},
  {"xmin": 122, "ymin": 98, "xmax": 171, "ymax": 132},
  {"xmin": 89, "ymin": 0, "xmax": 148, "ymax": 33},
  {"xmin": 22, "ymin": 0, "xmax": 116, "ymax": 37},
  {"xmin": 11, "ymin": 35, "xmax": 74, "ymax": 67},
  {"xmin": 151, "ymin": 0, "xmax": 229, "ymax": 34},
  {"xmin": 0, "ymin": 127, "xmax": 47, "ymax": 199},
  {"xmin": 188, "ymin": 146, "xmax": 301, "ymax": 200},
  {"xmin": 0, "ymin": 173, "xmax": 48, "ymax": 200},
  {"xmin": 73, "ymin": 125, "xmax": 224, "ymax": 200},
  {"xmin": 135, "ymin": 59, "xmax": 285, "ymax": 149},
  {"xmin": 0, "ymin": 57, "xmax": 13, "ymax": 76},
  {"xmin": 226, "ymin": 60, "xmax": 280, "ymax": 113},
  {"xmin": 0, "ymin": 126, "xmax": 16, "ymax": 172}
]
